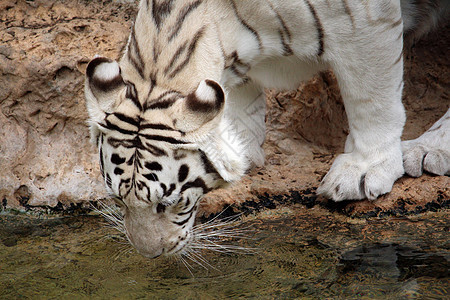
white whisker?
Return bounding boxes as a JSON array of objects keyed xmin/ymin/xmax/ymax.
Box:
[
  {"xmin": 179, "ymin": 255, "xmax": 194, "ymax": 277},
  {"xmin": 180, "ymin": 208, "xmax": 258, "ymax": 270},
  {"xmin": 90, "ymin": 200, "xmax": 129, "ymax": 246}
]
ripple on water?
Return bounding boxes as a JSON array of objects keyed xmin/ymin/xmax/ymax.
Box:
[
  {"xmin": 1, "ymin": 210, "xmax": 449, "ymax": 299},
  {"xmin": 336, "ymin": 243, "xmax": 450, "ymax": 298}
]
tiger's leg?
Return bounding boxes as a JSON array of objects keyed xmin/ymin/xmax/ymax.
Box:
[
  {"xmin": 402, "ymin": 108, "xmax": 450, "ymax": 177},
  {"xmin": 317, "ymin": 10, "xmax": 406, "ymax": 201},
  {"xmin": 224, "ymin": 81, "xmax": 266, "ymax": 167}
]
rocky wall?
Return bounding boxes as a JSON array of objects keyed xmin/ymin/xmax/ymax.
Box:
[{"xmin": 0, "ymin": 0, "xmax": 137, "ymax": 208}]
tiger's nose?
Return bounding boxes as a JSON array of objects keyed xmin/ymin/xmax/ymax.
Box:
[
  {"xmin": 137, "ymin": 247, "xmax": 164, "ymax": 259},
  {"xmin": 127, "ymin": 234, "xmax": 166, "ymax": 259}
]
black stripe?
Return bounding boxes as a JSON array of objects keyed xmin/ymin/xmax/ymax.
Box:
[
  {"xmin": 168, "ymin": 26, "xmax": 205, "ymax": 78},
  {"xmin": 144, "ymin": 142, "xmax": 169, "ymax": 156},
  {"xmin": 305, "ymin": 0, "xmax": 325, "ymax": 56},
  {"xmin": 153, "ymin": 41, "xmax": 160, "ymax": 63},
  {"xmin": 229, "ymin": 64, "xmax": 246, "ymax": 78},
  {"xmin": 106, "ymin": 173, "xmax": 112, "ymax": 189},
  {"xmin": 225, "ymin": 51, "xmax": 251, "ymax": 72},
  {"xmin": 164, "ymin": 183, "xmax": 176, "ymax": 197},
  {"xmin": 177, "ymin": 202, "xmax": 197, "ymax": 216},
  {"xmin": 146, "ymin": 73, "xmax": 157, "ymax": 100},
  {"xmin": 160, "ymin": 183, "xmax": 167, "ymax": 195},
  {"xmin": 128, "ymin": 26, "xmax": 146, "ymax": 79},
  {"xmin": 105, "ymin": 136, "xmax": 172, "ymax": 157},
  {"xmin": 173, "ymin": 213, "xmax": 193, "ymax": 226},
  {"xmin": 136, "ymin": 180, "xmax": 147, "ymax": 193},
  {"xmin": 225, "ymin": 51, "xmax": 251, "ymax": 80},
  {"xmin": 279, "ymin": 29, "xmax": 293, "ymax": 56},
  {"xmin": 135, "ymin": 152, "xmax": 144, "ymax": 167},
  {"xmin": 168, "ymin": 0, "xmax": 203, "ymax": 41},
  {"xmin": 125, "ymin": 82, "xmax": 143, "ymax": 111},
  {"xmin": 112, "ymin": 113, "xmax": 140, "ymax": 127},
  {"xmin": 99, "ymin": 136, "xmax": 105, "ymax": 179},
  {"xmin": 144, "ymin": 91, "xmax": 181, "ymax": 110},
  {"xmin": 275, "ymin": 10, "xmax": 291, "ymax": 42},
  {"xmin": 178, "ymin": 164, "xmax": 189, "ymax": 182},
  {"xmin": 152, "ymin": 0, "xmax": 174, "ymax": 30},
  {"xmin": 152, "ymin": 90, "xmax": 181, "ymax": 102},
  {"xmin": 230, "ymin": 0, "xmax": 262, "ymax": 50},
  {"xmin": 107, "ymin": 137, "xmax": 137, "ymax": 149},
  {"xmin": 164, "ymin": 42, "xmax": 187, "ymax": 75},
  {"xmin": 145, "ymin": 99, "xmax": 177, "ymax": 110},
  {"xmin": 105, "ymin": 119, "xmax": 137, "ymax": 135},
  {"xmin": 266, "ymin": 1, "xmax": 293, "ymax": 56},
  {"xmin": 140, "ymin": 123, "xmax": 176, "ymax": 131},
  {"xmin": 114, "ymin": 167, "xmax": 124, "ymax": 175},
  {"xmin": 180, "ymin": 177, "xmax": 210, "ymax": 194},
  {"xmin": 141, "ymin": 133, "xmax": 188, "ymax": 144},
  {"xmin": 111, "ymin": 153, "xmax": 126, "ymax": 165},
  {"xmin": 119, "ymin": 178, "xmax": 131, "ymax": 196},
  {"xmin": 143, "ymin": 173, "xmax": 159, "ymax": 181},
  {"xmin": 199, "ymin": 150, "xmax": 219, "ymax": 175},
  {"xmin": 145, "ymin": 161, "xmax": 163, "ymax": 171}
]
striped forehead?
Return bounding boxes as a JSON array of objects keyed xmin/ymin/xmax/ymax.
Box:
[{"xmin": 119, "ymin": 0, "xmax": 208, "ymax": 95}]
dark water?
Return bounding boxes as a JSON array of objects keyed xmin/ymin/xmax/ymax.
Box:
[{"xmin": 0, "ymin": 206, "xmax": 448, "ymax": 299}]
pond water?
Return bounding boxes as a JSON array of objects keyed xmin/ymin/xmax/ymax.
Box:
[{"xmin": 1, "ymin": 205, "xmax": 448, "ymax": 299}]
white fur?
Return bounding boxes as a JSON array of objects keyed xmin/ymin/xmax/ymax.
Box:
[
  {"xmin": 402, "ymin": 108, "xmax": 450, "ymax": 177},
  {"xmin": 192, "ymin": 113, "xmax": 250, "ymax": 182},
  {"xmin": 195, "ymin": 80, "xmax": 217, "ymax": 102},
  {"xmin": 95, "ymin": 61, "xmax": 121, "ymax": 81},
  {"xmin": 211, "ymin": 0, "xmax": 407, "ymax": 200},
  {"xmin": 86, "ymin": 0, "xmax": 448, "ymax": 205}
]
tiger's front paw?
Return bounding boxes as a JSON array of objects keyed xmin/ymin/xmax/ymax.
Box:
[{"xmin": 317, "ymin": 150, "xmax": 404, "ymax": 201}]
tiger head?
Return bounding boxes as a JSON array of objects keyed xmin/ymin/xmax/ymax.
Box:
[{"xmin": 84, "ymin": 57, "xmax": 249, "ymax": 258}]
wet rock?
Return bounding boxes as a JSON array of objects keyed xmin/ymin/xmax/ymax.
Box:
[{"xmin": 13, "ymin": 185, "xmax": 31, "ymax": 207}]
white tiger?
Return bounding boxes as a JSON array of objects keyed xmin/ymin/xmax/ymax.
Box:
[{"xmin": 85, "ymin": 0, "xmax": 449, "ymax": 258}]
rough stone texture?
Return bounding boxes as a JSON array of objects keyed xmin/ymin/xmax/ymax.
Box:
[
  {"xmin": 0, "ymin": 0, "xmax": 448, "ymax": 215},
  {"xmin": 0, "ymin": 0, "xmax": 137, "ymax": 208}
]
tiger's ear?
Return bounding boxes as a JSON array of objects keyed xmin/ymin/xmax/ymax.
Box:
[
  {"xmin": 85, "ymin": 57, "xmax": 125, "ymax": 123},
  {"xmin": 174, "ymin": 79, "xmax": 225, "ymax": 132}
]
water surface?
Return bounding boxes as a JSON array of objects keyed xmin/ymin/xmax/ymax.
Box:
[{"xmin": 1, "ymin": 206, "xmax": 448, "ymax": 299}]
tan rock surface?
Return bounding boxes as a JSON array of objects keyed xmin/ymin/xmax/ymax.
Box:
[
  {"xmin": 0, "ymin": 0, "xmax": 136, "ymax": 208},
  {"xmin": 0, "ymin": 0, "xmax": 448, "ymax": 215}
]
